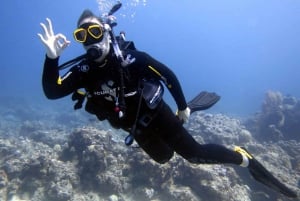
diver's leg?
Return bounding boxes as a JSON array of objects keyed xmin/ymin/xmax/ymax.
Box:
[
  {"xmin": 153, "ymin": 102, "xmax": 243, "ymax": 165},
  {"xmin": 134, "ymin": 127, "xmax": 174, "ymax": 164},
  {"xmin": 154, "ymin": 102, "xmax": 297, "ymax": 198},
  {"xmin": 170, "ymin": 129, "xmax": 242, "ymax": 165}
]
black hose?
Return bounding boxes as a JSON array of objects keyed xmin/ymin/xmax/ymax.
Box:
[{"xmin": 58, "ymin": 54, "xmax": 86, "ymax": 70}]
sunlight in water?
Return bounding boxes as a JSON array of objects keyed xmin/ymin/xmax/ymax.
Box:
[{"xmin": 96, "ymin": 0, "xmax": 146, "ymax": 19}]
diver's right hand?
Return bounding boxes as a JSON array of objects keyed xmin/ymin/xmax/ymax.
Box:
[{"xmin": 38, "ymin": 18, "xmax": 70, "ymax": 59}]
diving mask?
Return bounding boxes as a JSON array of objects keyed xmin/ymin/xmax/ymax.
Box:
[{"xmin": 73, "ymin": 23, "xmax": 104, "ymax": 45}]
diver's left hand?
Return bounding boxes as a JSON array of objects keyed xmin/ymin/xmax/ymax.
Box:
[
  {"xmin": 38, "ymin": 18, "xmax": 70, "ymax": 59},
  {"xmin": 176, "ymin": 107, "xmax": 191, "ymax": 123},
  {"xmin": 121, "ymin": 54, "xmax": 136, "ymax": 67}
]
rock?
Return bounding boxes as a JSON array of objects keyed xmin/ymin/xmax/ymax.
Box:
[
  {"xmin": 245, "ymin": 91, "xmax": 300, "ymax": 141},
  {"xmin": 109, "ymin": 194, "xmax": 119, "ymax": 201},
  {"xmin": 0, "ymin": 170, "xmax": 8, "ymax": 201},
  {"xmin": 187, "ymin": 112, "xmax": 254, "ymax": 145},
  {"xmin": 0, "ymin": 96, "xmax": 299, "ymax": 201}
]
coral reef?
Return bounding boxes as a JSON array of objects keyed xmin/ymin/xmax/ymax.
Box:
[
  {"xmin": 0, "ymin": 95, "xmax": 299, "ymax": 201},
  {"xmin": 245, "ymin": 90, "xmax": 300, "ymax": 141}
]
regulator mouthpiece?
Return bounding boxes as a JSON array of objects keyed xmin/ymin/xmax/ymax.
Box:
[{"xmin": 87, "ymin": 46, "xmax": 103, "ymax": 60}]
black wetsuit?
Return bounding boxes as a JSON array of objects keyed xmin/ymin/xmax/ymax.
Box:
[{"xmin": 42, "ymin": 49, "xmax": 242, "ymax": 165}]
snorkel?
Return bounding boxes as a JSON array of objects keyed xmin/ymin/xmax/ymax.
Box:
[{"xmin": 104, "ymin": 2, "xmax": 125, "ymax": 63}]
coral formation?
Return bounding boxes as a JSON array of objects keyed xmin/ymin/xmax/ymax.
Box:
[
  {"xmin": 0, "ymin": 95, "xmax": 299, "ymax": 201},
  {"xmin": 245, "ymin": 91, "xmax": 300, "ymax": 141}
]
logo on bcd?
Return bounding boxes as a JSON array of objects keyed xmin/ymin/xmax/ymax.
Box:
[{"xmin": 94, "ymin": 80, "xmax": 117, "ymax": 101}]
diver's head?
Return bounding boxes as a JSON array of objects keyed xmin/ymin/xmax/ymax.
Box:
[{"xmin": 74, "ymin": 9, "xmax": 111, "ymax": 63}]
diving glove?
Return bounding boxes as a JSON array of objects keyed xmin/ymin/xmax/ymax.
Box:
[
  {"xmin": 38, "ymin": 18, "xmax": 70, "ymax": 59},
  {"xmin": 176, "ymin": 107, "xmax": 191, "ymax": 123}
]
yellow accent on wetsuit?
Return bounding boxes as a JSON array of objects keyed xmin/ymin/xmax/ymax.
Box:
[
  {"xmin": 148, "ymin": 65, "xmax": 162, "ymax": 77},
  {"xmin": 57, "ymin": 77, "xmax": 62, "ymax": 85},
  {"xmin": 148, "ymin": 65, "xmax": 172, "ymax": 88},
  {"xmin": 77, "ymin": 89, "xmax": 86, "ymax": 95}
]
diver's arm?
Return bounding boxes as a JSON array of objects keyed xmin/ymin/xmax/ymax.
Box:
[
  {"xmin": 39, "ymin": 18, "xmax": 75, "ymax": 99},
  {"xmin": 42, "ymin": 56, "xmax": 79, "ymax": 99},
  {"xmin": 145, "ymin": 54, "xmax": 187, "ymax": 110},
  {"xmin": 42, "ymin": 56, "xmax": 59, "ymax": 99}
]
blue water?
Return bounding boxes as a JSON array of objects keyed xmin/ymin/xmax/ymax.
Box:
[{"xmin": 2, "ymin": 0, "xmax": 300, "ymax": 117}]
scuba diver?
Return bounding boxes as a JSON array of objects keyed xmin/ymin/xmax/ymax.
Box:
[{"xmin": 38, "ymin": 4, "xmax": 297, "ymax": 199}]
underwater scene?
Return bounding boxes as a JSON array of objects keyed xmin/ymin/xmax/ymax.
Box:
[{"xmin": 0, "ymin": 0, "xmax": 299, "ymax": 200}]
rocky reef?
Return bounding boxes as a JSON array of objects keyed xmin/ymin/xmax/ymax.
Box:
[
  {"xmin": 245, "ymin": 91, "xmax": 300, "ymax": 141},
  {"xmin": 0, "ymin": 94, "xmax": 299, "ymax": 201}
]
